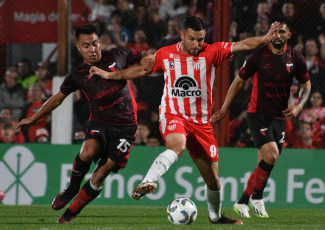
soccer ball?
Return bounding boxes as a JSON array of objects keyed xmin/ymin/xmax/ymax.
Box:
[
  {"xmin": 0, "ymin": 190, "xmax": 5, "ymax": 201},
  {"xmin": 167, "ymin": 197, "xmax": 197, "ymax": 225}
]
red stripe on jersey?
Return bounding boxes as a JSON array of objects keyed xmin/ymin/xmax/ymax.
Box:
[
  {"xmin": 169, "ymin": 60, "xmax": 180, "ymax": 116},
  {"xmin": 266, "ymin": 92, "xmax": 288, "ymax": 98},
  {"xmin": 248, "ymin": 73, "xmax": 258, "ymax": 113},
  {"xmin": 264, "ymin": 82, "xmax": 291, "ymax": 87},
  {"xmin": 127, "ymin": 81, "xmax": 138, "ymax": 124},
  {"xmin": 82, "ymin": 89, "xmax": 92, "ymax": 121}
]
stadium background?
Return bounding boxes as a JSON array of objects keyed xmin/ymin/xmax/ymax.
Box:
[{"xmin": 0, "ymin": 0, "xmax": 324, "ymax": 208}]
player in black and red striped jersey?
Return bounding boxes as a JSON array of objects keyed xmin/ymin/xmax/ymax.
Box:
[
  {"xmin": 16, "ymin": 24, "xmax": 154, "ymax": 223},
  {"xmin": 212, "ymin": 16, "xmax": 311, "ymax": 218}
]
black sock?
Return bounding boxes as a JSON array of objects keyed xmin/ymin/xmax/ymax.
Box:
[
  {"xmin": 237, "ymin": 192, "xmax": 250, "ymax": 205},
  {"xmin": 70, "ymin": 154, "xmax": 91, "ymax": 188}
]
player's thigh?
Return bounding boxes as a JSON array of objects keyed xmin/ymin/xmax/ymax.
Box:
[
  {"xmin": 247, "ymin": 112, "xmax": 272, "ymax": 148},
  {"xmin": 105, "ymin": 125, "xmax": 137, "ymax": 173},
  {"xmin": 160, "ymin": 115, "xmax": 188, "ymax": 155},
  {"xmin": 165, "ymin": 133, "xmax": 187, "ymax": 156},
  {"xmin": 270, "ymin": 119, "xmax": 286, "ymax": 154},
  {"xmin": 186, "ymin": 122, "xmax": 219, "ymax": 162},
  {"xmin": 80, "ymin": 139, "xmax": 102, "ymax": 162},
  {"xmin": 82, "ymin": 121, "xmax": 108, "ymax": 161}
]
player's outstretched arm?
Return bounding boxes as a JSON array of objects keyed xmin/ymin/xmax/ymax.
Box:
[
  {"xmin": 89, "ymin": 54, "xmax": 155, "ymax": 80},
  {"xmin": 210, "ymin": 75, "xmax": 245, "ymax": 125},
  {"xmin": 16, "ymin": 91, "xmax": 67, "ymax": 130},
  {"xmin": 283, "ymin": 80, "xmax": 311, "ymax": 120},
  {"xmin": 231, "ymin": 22, "xmax": 279, "ymax": 54}
]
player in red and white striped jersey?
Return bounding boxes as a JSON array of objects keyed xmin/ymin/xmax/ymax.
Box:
[{"xmin": 91, "ymin": 16, "xmax": 279, "ymax": 225}]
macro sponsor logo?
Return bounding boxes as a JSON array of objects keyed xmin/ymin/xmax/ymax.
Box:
[
  {"xmin": 171, "ymin": 76, "xmax": 201, "ymax": 98},
  {"xmin": 0, "ymin": 146, "xmax": 47, "ymax": 204}
]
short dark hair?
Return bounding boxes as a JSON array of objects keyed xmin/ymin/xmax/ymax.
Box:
[
  {"xmin": 183, "ymin": 16, "xmax": 206, "ymax": 31},
  {"xmin": 76, "ymin": 24, "xmax": 97, "ymax": 40},
  {"xmin": 272, "ymin": 16, "xmax": 292, "ymax": 31}
]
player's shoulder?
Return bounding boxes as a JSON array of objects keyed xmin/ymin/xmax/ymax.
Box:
[
  {"xmin": 156, "ymin": 44, "xmax": 178, "ymax": 56},
  {"xmin": 246, "ymin": 44, "xmax": 269, "ymax": 59},
  {"xmin": 208, "ymin": 42, "xmax": 231, "ymax": 49},
  {"xmin": 287, "ymin": 45, "xmax": 303, "ymax": 57}
]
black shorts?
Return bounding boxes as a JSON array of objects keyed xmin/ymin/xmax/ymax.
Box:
[
  {"xmin": 247, "ymin": 113, "xmax": 286, "ymax": 153},
  {"xmin": 85, "ymin": 121, "xmax": 137, "ymax": 172}
]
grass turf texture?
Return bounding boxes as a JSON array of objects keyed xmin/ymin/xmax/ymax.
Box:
[{"xmin": 1, "ymin": 205, "xmax": 324, "ymax": 230}]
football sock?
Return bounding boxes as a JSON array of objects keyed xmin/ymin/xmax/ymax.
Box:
[
  {"xmin": 251, "ymin": 160, "xmax": 273, "ymax": 200},
  {"xmin": 205, "ymin": 184, "xmax": 222, "ymax": 221},
  {"xmin": 142, "ymin": 149, "xmax": 178, "ymax": 183},
  {"xmin": 238, "ymin": 193, "xmax": 250, "ymax": 205},
  {"xmin": 68, "ymin": 180, "xmax": 101, "ymax": 214},
  {"xmin": 70, "ymin": 154, "xmax": 91, "ymax": 188},
  {"xmin": 238, "ymin": 170, "xmax": 256, "ymax": 205}
]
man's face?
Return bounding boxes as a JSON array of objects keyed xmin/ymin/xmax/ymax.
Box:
[
  {"xmin": 18, "ymin": 62, "xmax": 31, "ymax": 77},
  {"xmin": 271, "ymin": 23, "xmax": 291, "ymax": 49},
  {"xmin": 30, "ymin": 85, "xmax": 43, "ymax": 101},
  {"xmin": 282, "ymin": 3, "xmax": 295, "ymax": 17},
  {"xmin": 76, "ymin": 33, "xmax": 102, "ymax": 65},
  {"xmin": 5, "ymin": 71, "xmax": 19, "ymax": 89},
  {"xmin": 35, "ymin": 67, "xmax": 48, "ymax": 80},
  {"xmin": 138, "ymin": 124, "xmax": 150, "ymax": 139},
  {"xmin": 305, "ymin": 40, "xmax": 318, "ymax": 57},
  {"xmin": 180, "ymin": 28, "xmax": 206, "ymax": 56},
  {"xmin": 299, "ymin": 123, "xmax": 312, "ymax": 139},
  {"xmin": 0, "ymin": 109, "xmax": 12, "ymax": 123}
]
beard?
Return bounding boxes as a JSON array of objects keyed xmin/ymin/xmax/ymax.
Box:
[{"xmin": 272, "ymin": 39, "xmax": 286, "ymax": 49}]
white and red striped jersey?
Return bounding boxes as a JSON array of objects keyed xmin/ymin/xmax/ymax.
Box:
[{"xmin": 153, "ymin": 41, "xmax": 233, "ymax": 124}]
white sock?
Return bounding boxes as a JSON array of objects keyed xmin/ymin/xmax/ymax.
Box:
[
  {"xmin": 90, "ymin": 180, "xmax": 103, "ymax": 191},
  {"xmin": 142, "ymin": 149, "xmax": 178, "ymax": 183},
  {"xmin": 206, "ymin": 184, "xmax": 222, "ymax": 221}
]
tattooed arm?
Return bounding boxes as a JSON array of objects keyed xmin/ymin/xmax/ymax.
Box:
[{"xmin": 283, "ymin": 80, "xmax": 311, "ymax": 120}]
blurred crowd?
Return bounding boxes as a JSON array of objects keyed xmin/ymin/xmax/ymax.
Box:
[{"xmin": 0, "ymin": 0, "xmax": 324, "ymax": 149}]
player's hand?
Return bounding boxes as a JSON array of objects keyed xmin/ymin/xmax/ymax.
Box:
[
  {"xmin": 263, "ymin": 21, "xmax": 280, "ymax": 43},
  {"xmin": 16, "ymin": 117, "xmax": 35, "ymax": 131},
  {"xmin": 140, "ymin": 54, "xmax": 155, "ymax": 74},
  {"xmin": 283, "ymin": 104, "xmax": 302, "ymax": 120},
  {"xmin": 89, "ymin": 66, "xmax": 120, "ymax": 80},
  {"xmin": 210, "ymin": 109, "xmax": 227, "ymax": 126}
]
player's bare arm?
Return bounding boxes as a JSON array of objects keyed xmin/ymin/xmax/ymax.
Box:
[
  {"xmin": 89, "ymin": 53, "xmax": 154, "ymax": 80},
  {"xmin": 211, "ymin": 75, "xmax": 245, "ymax": 125},
  {"xmin": 16, "ymin": 91, "xmax": 67, "ymax": 130},
  {"xmin": 231, "ymin": 22, "xmax": 279, "ymax": 54},
  {"xmin": 283, "ymin": 80, "xmax": 311, "ymax": 120}
]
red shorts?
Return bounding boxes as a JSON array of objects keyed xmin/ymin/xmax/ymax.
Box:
[{"xmin": 159, "ymin": 114, "xmax": 219, "ymax": 162}]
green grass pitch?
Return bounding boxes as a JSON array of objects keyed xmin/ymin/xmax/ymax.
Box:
[{"xmin": 1, "ymin": 205, "xmax": 324, "ymax": 229}]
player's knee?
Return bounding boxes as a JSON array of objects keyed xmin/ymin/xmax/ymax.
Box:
[
  {"xmin": 266, "ymin": 150, "xmax": 279, "ymax": 164},
  {"xmin": 80, "ymin": 146, "xmax": 99, "ymax": 161},
  {"xmin": 166, "ymin": 142, "xmax": 186, "ymax": 157}
]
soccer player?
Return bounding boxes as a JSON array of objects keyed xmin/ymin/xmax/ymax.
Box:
[
  {"xmin": 90, "ymin": 16, "xmax": 279, "ymax": 225},
  {"xmin": 16, "ymin": 24, "xmax": 154, "ymax": 223},
  {"xmin": 211, "ymin": 16, "xmax": 311, "ymax": 218}
]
